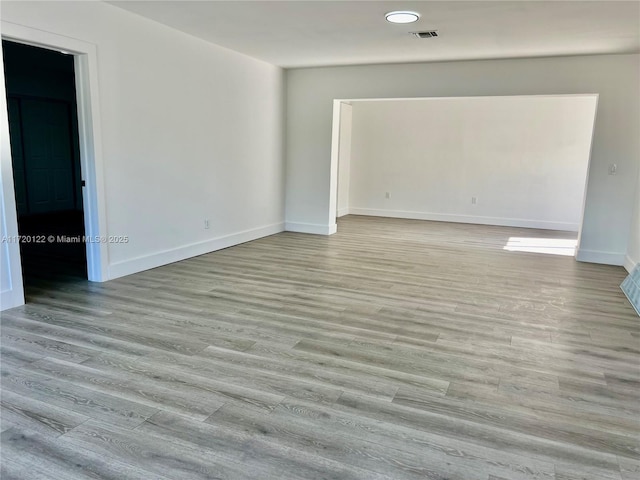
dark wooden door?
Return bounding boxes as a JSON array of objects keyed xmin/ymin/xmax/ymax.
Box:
[
  {"xmin": 21, "ymin": 98, "xmax": 76, "ymax": 213},
  {"xmin": 8, "ymin": 97, "xmax": 77, "ymax": 215}
]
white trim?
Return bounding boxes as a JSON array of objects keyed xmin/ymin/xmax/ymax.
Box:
[
  {"xmin": 576, "ymin": 249, "xmax": 625, "ymax": 266},
  {"xmin": 1, "ymin": 288, "xmax": 24, "ymax": 311},
  {"xmin": 0, "ymin": 116, "xmax": 23, "ymax": 310},
  {"xmin": 0, "ymin": 28, "xmax": 24, "ymax": 311},
  {"xmin": 109, "ymin": 222, "xmax": 284, "ymax": 280},
  {"xmin": 0, "ymin": 187, "xmax": 24, "ymax": 310},
  {"xmin": 348, "ymin": 208, "xmax": 580, "ymax": 232},
  {"xmin": 337, "ymin": 208, "xmax": 350, "ymax": 218},
  {"xmin": 328, "ymin": 99, "xmax": 341, "ymax": 228},
  {"xmin": 624, "ymin": 254, "xmax": 638, "ymax": 274},
  {"xmin": 575, "ymin": 94, "xmax": 599, "ymax": 260},
  {"xmin": 285, "ymin": 222, "xmax": 337, "ymax": 235},
  {"xmin": 74, "ymin": 52, "xmax": 108, "ymax": 281},
  {"xmin": 1, "ymin": 21, "xmax": 109, "ymax": 283},
  {"xmin": 334, "ymin": 93, "xmax": 601, "ymax": 104}
]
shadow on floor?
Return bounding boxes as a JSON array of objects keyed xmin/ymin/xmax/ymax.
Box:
[{"xmin": 18, "ymin": 210, "xmax": 87, "ymax": 291}]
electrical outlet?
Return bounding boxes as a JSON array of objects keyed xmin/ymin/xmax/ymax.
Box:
[
  {"xmin": 608, "ymin": 164, "xmax": 617, "ymax": 175},
  {"xmin": 204, "ymin": 219, "xmax": 210, "ymax": 229},
  {"xmin": 385, "ymin": 192, "xmax": 391, "ymax": 199},
  {"xmin": 471, "ymin": 197, "xmax": 477, "ymax": 205}
]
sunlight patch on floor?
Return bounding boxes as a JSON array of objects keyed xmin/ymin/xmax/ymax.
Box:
[{"xmin": 503, "ymin": 237, "xmax": 577, "ymax": 256}]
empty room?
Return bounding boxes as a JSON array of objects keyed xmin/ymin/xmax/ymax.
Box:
[{"xmin": 1, "ymin": 2, "xmax": 639, "ymax": 479}]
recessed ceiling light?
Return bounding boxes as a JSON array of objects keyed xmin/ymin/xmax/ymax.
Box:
[{"xmin": 385, "ymin": 11, "xmax": 420, "ymax": 24}]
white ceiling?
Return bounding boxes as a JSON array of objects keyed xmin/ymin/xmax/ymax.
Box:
[{"xmin": 108, "ymin": 1, "xmax": 640, "ymax": 68}]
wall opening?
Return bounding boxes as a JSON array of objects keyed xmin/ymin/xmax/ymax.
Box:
[
  {"xmin": 3, "ymin": 40, "xmax": 87, "ymax": 285},
  {"xmin": 332, "ymin": 94, "xmax": 598, "ymax": 258},
  {"xmin": 1, "ymin": 23, "xmax": 108, "ymax": 311}
]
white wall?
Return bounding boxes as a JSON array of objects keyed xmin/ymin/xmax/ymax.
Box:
[
  {"xmin": 1, "ymin": 1, "xmax": 285, "ymax": 310},
  {"xmin": 336, "ymin": 102, "xmax": 352, "ymax": 217},
  {"xmin": 286, "ymin": 54, "xmax": 640, "ymax": 265},
  {"xmin": 347, "ymin": 95, "xmax": 597, "ymax": 231},
  {"xmin": 626, "ymin": 166, "xmax": 640, "ymax": 272}
]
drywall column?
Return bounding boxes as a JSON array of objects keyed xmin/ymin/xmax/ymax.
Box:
[
  {"xmin": 625, "ymin": 166, "xmax": 640, "ymax": 272},
  {"xmin": 621, "ymin": 163, "xmax": 640, "ymax": 315},
  {"xmin": 337, "ymin": 102, "xmax": 352, "ymax": 218}
]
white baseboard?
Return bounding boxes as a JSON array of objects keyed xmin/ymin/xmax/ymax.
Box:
[
  {"xmin": 337, "ymin": 208, "xmax": 350, "ymax": 218},
  {"xmin": 348, "ymin": 208, "xmax": 580, "ymax": 232},
  {"xmin": 1, "ymin": 288, "xmax": 25, "ymax": 312},
  {"xmin": 108, "ymin": 222, "xmax": 285, "ymax": 280},
  {"xmin": 285, "ymin": 222, "xmax": 337, "ymax": 235},
  {"xmin": 576, "ymin": 249, "xmax": 625, "ymax": 266},
  {"xmin": 624, "ymin": 254, "xmax": 638, "ymax": 274}
]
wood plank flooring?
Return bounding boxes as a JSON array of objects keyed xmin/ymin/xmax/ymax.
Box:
[{"xmin": 1, "ymin": 215, "xmax": 638, "ymax": 480}]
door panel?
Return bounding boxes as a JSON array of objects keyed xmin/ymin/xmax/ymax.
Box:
[
  {"xmin": 20, "ymin": 98, "xmax": 75, "ymax": 214},
  {"xmin": 29, "ymin": 170, "xmax": 50, "ymax": 205},
  {"xmin": 53, "ymin": 169, "xmax": 73, "ymax": 201}
]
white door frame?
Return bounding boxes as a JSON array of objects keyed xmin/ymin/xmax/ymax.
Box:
[{"xmin": 1, "ymin": 22, "xmax": 108, "ymax": 309}]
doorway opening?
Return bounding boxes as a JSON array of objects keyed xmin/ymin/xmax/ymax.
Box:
[
  {"xmin": 3, "ymin": 40, "xmax": 86, "ymax": 288},
  {"xmin": 1, "ymin": 24, "xmax": 108, "ymax": 311},
  {"xmin": 331, "ymin": 95, "xmax": 598, "ymax": 259}
]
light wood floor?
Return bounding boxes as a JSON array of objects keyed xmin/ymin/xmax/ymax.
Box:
[{"xmin": 1, "ymin": 215, "xmax": 638, "ymax": 480}]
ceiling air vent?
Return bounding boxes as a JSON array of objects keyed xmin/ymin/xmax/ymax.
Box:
[{"xmin": 410, "ymin": 31, "xmax": 438, "ymax": 39}]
